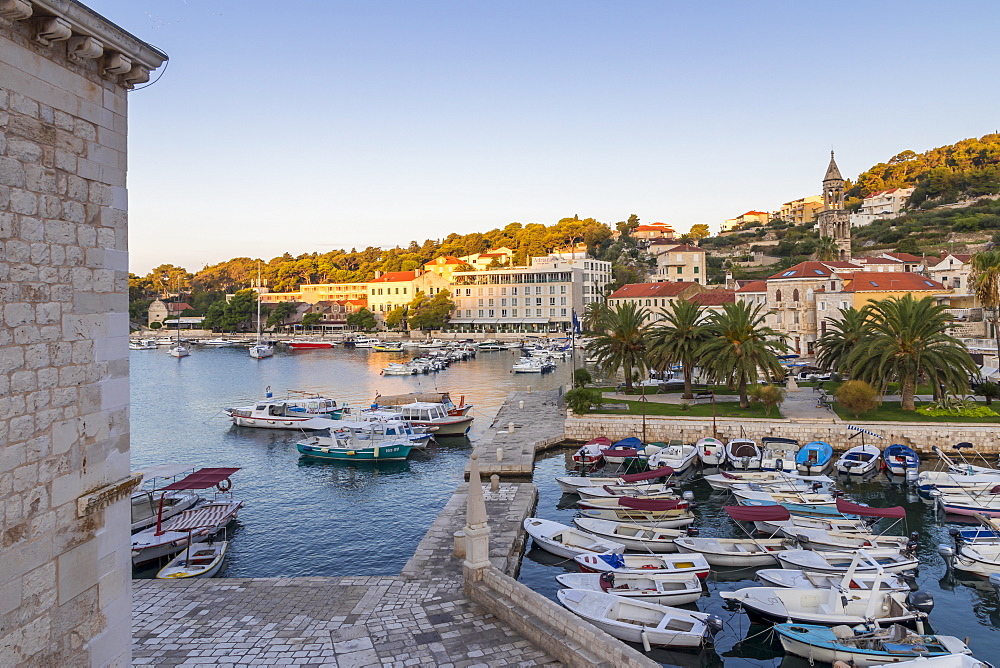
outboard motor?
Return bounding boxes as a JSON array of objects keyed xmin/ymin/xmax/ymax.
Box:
[
  {"xmin": 905, "ymin": 467, "xmax": 919, "ymax": 484},
  {"xmin": 599, "ymin": 572, "xmax": 615, "ymax": 590},
  {"xmin": 907, "ymin": 590, "xmax": 935, "ymax": 615},
  {"xmin": 686, "ymin": 526, "xmax": 700, "ymax": 537},
  {"xmin": 775, "ymin": 458, "xmax": 784, "ymax": 472},
  {"xmin": 906, "ymin": 531, "xmax": 920, "ymax": 553},
  {"xmin": 812, "ymin": 482, "xmax": 823, "ymax": 492},
  {"xmin": 682, "ymin": 491, "xmax": 695, "ymax": 502},
  {"xmin": 740, "ymin": 456, "xmax": 750, "ymax": 469},
  {"xmin": 937, "ymin": 543, "xmax": 956, "ymax": 570},
  {"xmin": 705, "ymin": 614, "xmax": 724, "ymax": 637}
]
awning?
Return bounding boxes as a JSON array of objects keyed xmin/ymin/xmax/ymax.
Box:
[
  {"xmin": 724, "ymin": 505, "xmax": 791, "ymax": 522},
  {"xmin": 160, "ymin": 467, "xmax": 241, "ymax": 491},
  {"xmin": 620, "ymin": 467, "xmax": 675, "ymax": 483},
  {"xmin": 601, "ymin": 448, "xmax": 638, "ymax": 458},
  {"xmin": 618, "ymin": 497, "xmax": 685, "ymax": 511},
  {"xmin": 835, "ymin": 498, "xmax": 905, "ymax": 519},
  {"xmin": 133, "ymin": 464, "xmax": 195, "ymax": 485},
  {"xmin": 613, "ymin": 437, "xmax": 642, "ymax": 449},
  {"xmin": 166, "ymin": 503, "xmax": 239, "ymax": 531}
]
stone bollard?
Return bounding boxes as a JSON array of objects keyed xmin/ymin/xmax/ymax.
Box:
[
  {"xmin": 453, "ymin": 530, "xmax": 466, "ymax": 558},
  {"xmin": 527, "ymin": 386, "xmax": 531, "ymax": 393},
  {"xmin": 508, "ymin": 422, "xmax": 515, "ymax": 432},
  {"xmin": 490, "ymin": 474, "xmax": 499, "ymax": 491},
  {"xmin": 518, "ymin": 400, "xmax": 524, "ymax": 409},
  {"xmin": 496, "ymin": 447, "xmax": 504, "ymax": 461}
]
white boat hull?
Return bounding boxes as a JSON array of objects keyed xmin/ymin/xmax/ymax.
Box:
[
  {"xmin": 673, "ymin": 537, "xmax": 789, "ymax": 567},
  {"xmin": 573, "ymin": 518, "xmax": 682, "ymax": 553},
  {"xmin": 524, "ymin": 518, "xmax": 625, "ymax": 560},
  {"xmin": 557, "ymin": 589, "xmax": 710, "ymax": 648},
  {"xmin": 555, "ymin": 573, "xmax": 703, "ymax": 606},
  {"xmin": 156, "ymin": 542, "xmax": 228, "ymax": 579}
]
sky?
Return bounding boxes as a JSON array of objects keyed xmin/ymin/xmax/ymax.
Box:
[{"xmin": 81, "ymin": 0, "xmax": 1000, "ymax": 275}]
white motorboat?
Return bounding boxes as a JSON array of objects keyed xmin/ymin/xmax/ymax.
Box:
[
  {"xmin": 352, "ymin": 336, "xmax": 380, "ymax": 348},
  {"xmin": 572, "ymin": 437, "xmax": 609, "ymax": 466},
  {"xmin": 777, "ymin": 549, "xmax": 919, "ymax": 575},
  {"xmin": 725, "ymin": 438, "xmax": 762, "ymax": 470},
  {"xmin": 395, "ymin": 402, "xmax": 473, "ymax": 436},
  {"xmin": 202, "ymin": 338, "xmax": 239, "ymax": 347},
  {"xmin": 327, "ymin": 419, "xmax": 433, "ymax": 449},
  {"xmin": 129, "ymin": 339, "xmax": 158, "ymax": 350},
  {"xmin": 760, "ymin": 437, "xmax": 799, "ymax": 473},
  {"xmin": 155, "ymin": 541, "xmax": 228, "ymax": 579},
  {"xmin": 557, "ymin": 589, "xmax": 720, "ymax": 649},
  {"xmin": 130, "ymin": 464, "xmax": 204, "ymax": 533},
  {"xmin": 168, "ymin": 344, "xmax": 189, "ymax": 358},
  {"xmin": 555, "ymin": 466, "xmax": 675, "ymax": 495},
  {"xmin": 249, "ymin": 343, "xmax": 273, "ymax": 359},
  {"xmin": 512, "ymin": 357, "xmax": 547, "ymax": 373},
  {"xmin": 646, "ymin": 443, "xmax": 698, "ymax": 474},
  {"xmin": 572, "ymin": 518, "xmax": 685, "ymax": 553},
  {"xmin": 696, "ymin": 437, "xmax": 725, "ymax": 466},
  {"xmin": 556, "ymin": 572, "xmax": 703, "ymax": 606},
  {"xmin": 756, "ymin": 568, "xmax": 910, "ymax": 591},
  {"xmin": 131, "ymin": 501, "xmax": 243, "ymax": 566},
  {"xmin": 574, "ymin": 552, "xmax": 711, "ymax": 579},
  {"xmin": 837, "ymin": 444, "xmax": 882, "ymax": 476},
  {"xmin": 786, "ymin": 527, "xmax": 913, "ymax": 552},
  {"xmin": 673, "ymin": 537, "xmax": 794, "ymax": 567},
  {"xmin": 940, "ymin": 539, "xmax": 1000, "ymax": 578},
  {"xmin": 523, "ymin": 518, "xmax": 625, "ymax": 560},
  {"xmin": 225, "ymin": 400, "xmax": 342, "ymax": 430},
  {"xmin": 775, "ymin": 624, "xmax": 975, "ymax": 668},
  {"xmin": 576, "ymin": 482, "xmax": 677, "ymax": 500}
]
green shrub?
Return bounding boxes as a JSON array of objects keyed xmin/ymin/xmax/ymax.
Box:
[
  {"xmin": 748, "ymin": 384, "xmax": 785, "ymax": 416},
  {"xmin": 916, "ymin": 404, "xmax": 1000, "ymax": 418},
  {"xmin": 573, "ymin": 368, "xmax": 593, "ymax": 388},
  {"xmin": 565, "ymin": 388, "xmax": 604, "ymax": 415},
  {"xmin": 149, "ymin": 321, "xmax": 162, "ymax": 330},
  {"xmin": 835, "ymin": 380, "xmax": 879, "ymax": 418}
]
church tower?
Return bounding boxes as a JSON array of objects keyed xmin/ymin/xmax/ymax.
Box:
[{"xmin": 817, "ymin": 151, "xmax": 852, "ymax": 260}]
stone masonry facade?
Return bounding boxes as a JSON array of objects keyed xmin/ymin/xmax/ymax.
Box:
[{"xmin": 1, "ymin": 3, "xmax": 164, "ymax": 666}]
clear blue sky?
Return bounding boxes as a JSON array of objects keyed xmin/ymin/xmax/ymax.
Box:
[{"xmin": 83, "ymin": 0, "xmax": 1000, "ymax": 275}]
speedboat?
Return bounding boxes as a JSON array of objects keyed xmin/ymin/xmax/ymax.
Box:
[
  {"xmin": 696, "ymin": 437, "xmax": 724, "ymax": 466},
  {"xmin": 884, "ymin": 443, "xmax": 920, "ymax": 477},
  {"xmin": 523, "ymin": 518, "xmax": 625, "ymax": 559},
  {"xmin": 556, "ymin": 572, "xmax": 703, "ymax": 606},
  {"xmin": 836, "ymin": 444, "xmax": 882, "ymax": 476},
  {"xmin": 155, "ymin": 541, "xmax": 228, "ymax": 579},
  {"xmin": 796, "ymin": 441, "xmax": 834, "ymax": 475},
  {"xmin": 646, "ymin": 443, "xmax": 698, "ymax": 474},
  {"xmin": 774, "ymin": 623, "xmax": 974, "ymax": 667},
  {"xmin": 760, "ymin": 437, "xmax": 799, "ymax": 473},
  {"xmin": 725, "ymin": 438, "xmax": 762, "ymax": 470},
  {"xmin": 572, "ymin": 437, "xmax": 610, "ymax": 466}
]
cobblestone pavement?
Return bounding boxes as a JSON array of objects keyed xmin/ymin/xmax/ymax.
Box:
[{"xmin": 471, "ymin": 390, "xmax": 566, "ymax": 477}]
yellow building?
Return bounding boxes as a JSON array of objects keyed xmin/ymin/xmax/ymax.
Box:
[
  {"xmin": 814, "ymin": 272, "xmax": 947, "ymax": 336},
  {"xmin": 367, "ymin": 270, "xmax": 452, "ymax": 317},
  {"xmin": 722, "ymin": 210, "xmax": 769, "ymax": 233},
  {"xmin": 257, "ymin": 283, "xmax": 369, "ymax": 305},
  {"xmin": 776, "ymin": 195, "xmax": 823, "ymax": 226},
  {"xmin": 424, "ymin": 256, "xmax": 468, "ymax": 282}
]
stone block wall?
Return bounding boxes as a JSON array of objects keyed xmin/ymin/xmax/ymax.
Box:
[
  {"xmin": 1, "ymin": 4, "xmax": 164, "ymax": 667},
  {"xmin": 565, "ymin": 413, "xmax": 1000, "ymax": 454}
]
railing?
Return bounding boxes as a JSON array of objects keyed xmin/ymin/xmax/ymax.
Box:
[{"xmin": 945, "ymin": 308, "xmax": 984, "ymax": 322}]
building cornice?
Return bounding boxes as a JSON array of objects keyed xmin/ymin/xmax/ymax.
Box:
[{"xmin": 1, "ymin": 0, "xmax": 167, "ymax": 88}]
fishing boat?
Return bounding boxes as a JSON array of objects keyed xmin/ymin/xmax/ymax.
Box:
[
  {"xmin": 757, "ymin": 568, "xmax": 910, "ymax": 591},
  {"xmin": 725, "ymin": 438, "xmax": 762, "ymax": 470},
  {"xmin": 673, "ymin": 537, "xmax": 793, "ymax": 567},
  {"xmin": 129, "ymin": 339, "xmax": 158, "ymax": 350},
  {"xmin": 572, "ymin": 518, "xmax": 686, "ymax": 553},
  {"xmin": 325, "ymin": 419, "xmax": 433, "ymax": 449},
  {"xmin": 155, "ymin": 541, "xmax": 228, "ymax": 579},
  {"xmin": 796, "ymin": 441, "xmax": 834, "ymax": 475},
  {"xmin": 296, "ymin": 432, "xmax": 416, "ymax": 462},
  {"xmin": 837, "ymin": 444, "xmax": 882, "ymax": 476},
  {"xmin": 696, "ymin": 437, "xmax": 725, "ymax": 466},
  {"xmin": 760, "ymin": 437, "xmax": 799, "ymax": 473},
  {"xmin": 572, "ymin": 437, "xmax": 610, "ymax": 466},
  {"xmin": 646, "ymin": 442, "xmax": 698, "ymax": 474},
  {"xmin": 523, "ymin": 518, "xmax": 625, "ymax": 559},
  {"xmin": 602, "ymin": 437, "xmax": 642, "ymax": 464},
  {"xmin": 556, "ymin": 466, "xmax": 675, "ymax": 495},
  {"xmin": 395, "ymin": 402, "xmax": 473, "ymax": 436},
  {"xmin": 557, "ymin": 589, "xmax": 721, "ymax": 648},
  {"xmin": 774, "ymin": 623, "xmax": 975, "ymax": 667},
  {"xmin": 556, "ymin": 572, "xmax": 703, "ymax": 606},
  {"xmin": 576, "ymin": 482, "xmax": 676, "ymax": 500},
  {"xmin": 884, "ymin": 444, "xmax": 920, "ymax": 477},
  {"xmin": 225, "ymin": 399, "xmax": 343, "ymax": 430},
  {"xmin": 777, "ymin": 549, "xmax": 919, "ymax": 575},
  {"xmin": 573, "ymin": 551, "xmax": 711, "ymax": 579}
]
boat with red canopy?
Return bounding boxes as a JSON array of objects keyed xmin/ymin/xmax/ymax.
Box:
[
  {"xmin": 573, "ymin": 437, "xmax": 611, "ymax": 466},
  {"xmin": 555, "ymin": 466, "xmax": 675, "ymax": 495}
]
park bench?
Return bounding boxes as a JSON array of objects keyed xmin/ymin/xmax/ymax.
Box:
[{"xmin": 692, "ymin": 391, "xmax": 715, "ymax": 404}]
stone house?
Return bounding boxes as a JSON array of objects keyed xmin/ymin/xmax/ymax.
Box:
[
  {"xmin": 607, "ymin": 281, "xmax": 705, "ymax": 324},
  {"xmin": 147, "ymin": 298, "xmax": 193, "ymax": 325},
  {"xmin": 648, "ymin": 243, "xmax": 706, "ymax": 284},
  {"xmin": 367, "ymin": 270, "xmax": 451, "ymax": 320},
  {"xmin": 850, "ymin": 187, "xmax": 915, "ymax": 227}
]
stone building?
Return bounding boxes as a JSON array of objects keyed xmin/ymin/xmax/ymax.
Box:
[
  {"xmin": 648, "ymin": 243, "xmax": 706, "ymax": 283},
  {"xmin": 775, "ymin": 195, "xmax": 823, "ymax": 226},
  {"xmin": 146, "ymin": 297, "xmax": 192, "ymax": 326},
  {"xmin": 606, "ymin": 281, "xmax": 705, "ymax": 323},
  {"xmin": 1, "ymin": 2, "xmax": 165, "ymax": 666},
  {"xmin": 850, "ymin": 187, "xmax": 915, "ymax": 227},
  {"xmin": 816, "ymin": 151, "xmax": 852, "ymax": 260}
]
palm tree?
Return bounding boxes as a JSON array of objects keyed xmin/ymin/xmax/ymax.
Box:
[
  {"xmin": 815, "ymin": 307, "xmax": 871, "ymax": 373},
  {"xmin": 586, "ymin": 302, "xmax": 650, "ymax": 391},
  {"xmin": 845, "ymin": 295, "xmax": 978, "ymax": 410},
  {"xmin": 700, "ymin": 301, "xmax": 790, "ymax": 408},
  {"xmin": 814, "ymin": 236, "xmax": 840, "ymax": 262},
  {"xmin": 970, "ymin": 250, "xmax": 1000, "ymax": 358},
  {"xmin": 582, "ymin": 301, "xmax": 609, "ymax": 333},
  {"xmin": 645, "ymin": 300, "xmax": 708, "ymax": 399}
]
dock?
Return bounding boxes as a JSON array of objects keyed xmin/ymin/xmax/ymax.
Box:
[{"xmin": 468, "ymin": 389, "xmax": 567, "ymax": 477}]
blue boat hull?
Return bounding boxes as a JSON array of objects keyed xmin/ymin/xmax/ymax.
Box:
[{"xmin": 296, "ymin": 442, "xmax": 414, "ymax": 461}]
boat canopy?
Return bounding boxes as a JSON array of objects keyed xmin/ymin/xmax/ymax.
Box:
[
  {"xmin": 618, "ymin": 497, "xmax": 685, "ymax": 511},
  {"xmin": 585, "ymin": 437, "xmax": 612, "ymax": 446},
  {"xmin": 620, "ymin": 467, "xmax": 675, "ymax": 483},
  {"xmin": 601, "ymin": 447, "xmax": 638, "ymax": 458},
  {"xmin": 134, "ymin": 464, "xmax": 196, "ymax": 486},
  {"xmin": 835, "ymin": 498, "xmax": 905, "ymax": 519},
  {"xmin": 166, "ymin": 504, "xmax": 238, "ymax": 531},
  {"xmin": 613, "ymin": 437, "xmax": 642, "ymax": 449},
  {"xmin": 723, "ymin": 505, "xmax": 791, "ymax": 522},
  {"xmin": 375, "ymin": 392, "xmax": 454, "ymax": 406},
  {"xmin": 160, "ymin": 468, "xmax": 241, "ymax": 491}
]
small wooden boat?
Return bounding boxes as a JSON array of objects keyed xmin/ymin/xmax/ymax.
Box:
[
  {"xmin": 756, "ymin": 568, "xmax": 910, "ymax": 591},
  {"xmin": 777, "ymin": 549, "xmax": 919, "ymax": 574},
  {"xmin": 155, "ymin": 541, "xmax": 228, "ymax": 579},
  {"xmin": 573, "ymin": 437, "xmax": 610, "ymax": 465},
  {"xmin": 556, "ymin": 572, "xmax": 703, "ymax": 606},
  {"xmin": 576, "ymin": 497, "xmax": 694, "ymax": 527},
  {"xmin": 837, "ymin": 444, "xmax": 882, "ymax": 476},
  {"xmin": 723, "ymin": 503, "xmax": 868, "ymax": 538},
  {"xmin": 935, "ymin": 489, "xmax": 1000, "ymax": 518},
  {"xmin": 646, "ymin": 443, "xmax": 698, "ymax": 474},
  {"xmin": 696, "ymin": 437, "xmax": 724, "ymax": 466},
  {"xmin": 523, "ymin": 518, "xmax": 625, "ymax": 559},
  {"xmin": 673, "ymin": 537, "xmax": 794, "ymax": 567},
  {"xmin": 884, "ymin": 443, "xmax": 920, "ymax": 477},
  {"xmin": 556, "ymin": 466, "xmax": 675, "ymax": 495},
  {"xmin": 296, "ymin": 433, "xmax": 416, "ymax": 461},
  {"xmin": 774, "ymin": 623, "xmax": 975, "ymax": 667},
  {"xmin": 602, "ymin": 437, "xmax": 642, "ymax": 464},
  {"xmin": 786, "ymin": 527, "xmax": 912, "ymax": 552},
  {"xmin": 574, "ymin": 551, "xmax": 711, "ymax": 579},
  {"xmin": 572, "ymin": 518, "xmax": 685, "ymax": 553},
  {"xmin": 557, "ymin": 589, "xmax": 720, "ymax": 648},
  {"xmin": 732, "ymin": 488, "xmax": 837, "ymax": 507},
  {"xmin": 796, "ymin": 441, "xmax": 834, "ymax": 475},
  {"xmin": 760, "ymin": 437, "xmax": 799, "ymax": 473},
  {"xmin": 576, "ymin": 482, "xmax": 676, "ymax": 500},
  {"xmin": 725, "ymin": 438, "xmax": 762, "ymax": 470},
  {"xmin": 705, "ymin": 470, "xmax": 830, "ymax": 492}
]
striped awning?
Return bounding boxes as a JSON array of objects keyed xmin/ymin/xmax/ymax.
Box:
[
  {"xmin": 166, "ymin": 503, "xmax": 241, "ymax": 531},
  {"xmin": 847, "ymin": 425, "xmax": 884, "ymax": 439}
]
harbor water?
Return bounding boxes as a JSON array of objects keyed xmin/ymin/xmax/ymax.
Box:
[
  {"xmin": 129, "ymin": 343, "xmax": 570, "ymax": 578},
  {"xmin": 519, "ymin": 450, "xmax": 1000, "ymax": 667}
]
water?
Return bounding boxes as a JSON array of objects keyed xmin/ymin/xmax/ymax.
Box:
[
  {"xmin": 129, "ymin": 344, "xmax": 571, "ymax": 578},
  {"xmin": 519, "ymin": 451, "xmax": 1000, "ymax": 667}
]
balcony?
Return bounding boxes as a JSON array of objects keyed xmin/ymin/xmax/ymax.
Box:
[{"xmin": 944, "ymin": 308, "xmax": 983, "ymax": 322}]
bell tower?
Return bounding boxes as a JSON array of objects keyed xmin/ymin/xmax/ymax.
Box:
[{"xmin": 817, "ymin": 151, "xmax": 852, "ymax": 260}]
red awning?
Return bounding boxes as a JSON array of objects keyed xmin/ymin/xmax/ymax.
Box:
[
  {"xmin": 601, "ymin": 448, "xmax": 638, "ymax": 458},
  {"xmin": 160, "ymin": 468, "xmax": 241, "ymax": 491},
  {"xmin": 835, "ymin": 498, "xmax": 905, "ymax": 519},
  {"xmin": 586, "ymin": 437, "xmax": 612, "ymax": 447},
  {"xmin": 724, "ymin": 505, "xmax": 791, "ymax": 522},
  {"xmin": 620, "ymin": 467, "xmax": 675, "ymax": 483},
  {"xmin": 618, "ymin": 497, "xmax": 685, "ymax": 511}
]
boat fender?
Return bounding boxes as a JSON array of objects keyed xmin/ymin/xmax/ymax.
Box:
[
  {"xmin": 639, "ymin": 629, "xmax": 651, "ymax": 653},
  {"xmin": 216, "ymin": 478, "xmax": 232, "ymax": 492}
]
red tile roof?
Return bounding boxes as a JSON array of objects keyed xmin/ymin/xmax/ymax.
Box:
[
  {"xmin": 635, "ymin": 225, "xmax": 675, "ymax": 233},
  {"xmin": 608, "ymin": 282, "xmax": 698, "ymax": 299},
  {"xmin": 856, "ymin": 257, "xmax": 900, "ymax": 265},
  {"xmin": 665, "ymin": 244, "xmax": 704, "ymax": 253},
  {"xmin": 688, "ymin": 290, "xmax": 735, "ymax": 306},
  {"xmin": 768, "ymin": 261, "xmax": 860, "ymax": 279},
  {"xmin": 885, "ymin": 252, "xmax": 921, "ymax": 262},
  {"xmin": 742, "ymin": 211, "xmax": 768, "ymax": 216},
  {"xmin": 842, "ymin": 272, "xmax": 944, "ymax": 292},
  {"xmin": 166, "ymin": 302, "xmax": 193, "ymax": 312},
  {"xmin": 736, "ymin": 280, "xmax": 767, "ymax": 293},
  {"xmin": 369, "ymin": 271, "xmax": 418, "ymax": 283},
  {"xmin": 426, "ymin": 256, "xmax": 464, "ymax": 266}
]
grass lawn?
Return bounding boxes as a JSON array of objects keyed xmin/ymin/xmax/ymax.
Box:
[
  {"xmin": 592, "ymin": 399, "xmax": 780, "ymax": 419},
  {"xmin": 833, "ymin": 401, "xmax": 1000, "ymax": 423}
]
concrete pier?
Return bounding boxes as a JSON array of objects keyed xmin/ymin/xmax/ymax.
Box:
[{"xmin": 468, "ymin": 390, "xmax": 567, "ymax": 477}]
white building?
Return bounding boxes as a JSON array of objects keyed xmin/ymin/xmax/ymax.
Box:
[
  {"xmin": 850, "ymin": 188, "xmax": 915, "ymax": 227},
  {"xmin": 448, "ymin": 251, "xmax": 611, "ymax": 333}
]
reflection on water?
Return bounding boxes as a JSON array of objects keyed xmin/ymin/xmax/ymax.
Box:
[
  {"xmin": 521, "ymin": 449, "xmax": 1000, "ymax": 667},
  {"xmin": 130, "ymin": 345, "xmax": 570, "ymax": 578}
]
